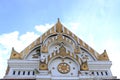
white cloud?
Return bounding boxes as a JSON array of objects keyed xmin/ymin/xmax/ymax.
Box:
[
  {"xmin": 0, "ymin": 31, "xmax": 19, "ymax": 51},
  {"xmin": 0, "ymin": 31, "xmax": 39, "ymax": 78},
  {"xmin": 35, "ymin": 24, "xmax": 54, "ymax": 33}
]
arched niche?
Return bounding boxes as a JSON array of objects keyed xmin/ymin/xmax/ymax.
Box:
[{"xmin": 48, "ymin": 56, "xmax": 80, "ymax": 77}]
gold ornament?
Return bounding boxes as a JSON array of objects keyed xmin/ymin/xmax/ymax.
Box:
[{"xmin": 58, "ymin": 63, "xmax": 70, "ymax": 74}]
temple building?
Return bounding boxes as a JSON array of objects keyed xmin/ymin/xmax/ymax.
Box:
[{"xmin": 2, "ymin": 19, "xmax": 116, "ymax": 80}]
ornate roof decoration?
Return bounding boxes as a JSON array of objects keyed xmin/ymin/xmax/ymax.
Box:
[
  {"xmin": 81, "ymin": 61, "xmax": 89, "ymax": 71},
  {"xmin": 10, "ymin": 19, "xmax": 110, "ymax": 61},
  {"xmin": 41, "ymin": 45, "xmax": 48, "ymax": 53},
  {"xmin": 10, "ymin": 47, "xmax": 21, "ymax": 59},
  {"xmin": 59, "ymin": 45, "xmax": 67, "ymax": 57},
  {"xmin": 56, "ymin": 18, "xmax": 63, "ymax": 33},
  {"xmin": 74, "ymin": 45, "xmax": 81, "ymax": 54},
  {"xmin": 98, "ymin": 50, "xmax": 109, "ymax": 61},
  {"xmin": 39, "ymin": 62, "xmax": 48, "ymax": 70}
]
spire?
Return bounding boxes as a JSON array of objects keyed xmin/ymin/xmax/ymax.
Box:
[
  {"xmin": 104, "ymin": 50, "xmax": 107, "ymax": 53},
  {"xmin": 57, "ymin": 18, "xmax": 60, "ymax": 23},
  {"xmin": 56, "ymin": 18, "xmax": 63, "ymax": 33},
  {"xmin": 12, "ymin": 47, "xmax": 15, "ymax": 51}
]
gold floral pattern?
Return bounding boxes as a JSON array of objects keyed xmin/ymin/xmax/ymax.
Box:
[{"xmin": 58, "ymin": 63, "xmax": 70, "ymax": 74}]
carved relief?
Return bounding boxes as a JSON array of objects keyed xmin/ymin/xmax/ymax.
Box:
[
  {"xmin": 32, "ymin": 48, "xmax": 41, "ymax": 58},
  {"xmin": 57, "ymin": 34, "xmax": 63, "ymax": 41},
  {"xmin": 39, "ymin": 63, "xmax": 48, "ymax": 70},
  {"xmin": 58, "ymin": 63, "xmax": 70, "ymax": 74},
  {"xmin": 59, "ymin": 45, "xmax": 67, "ymax": 57},
  {"xmin": 10, "ymin": 48, "xmax": 21, "ymax": 59},
  {"xmin": 41, "ymin": 45, "xmax": 48, "ymax": 53},
  {"xmin": 74, "ymin": 46, "xmax": 80, "ymax": 54},
  {"xmin": 81, "ymin": 62, "xmax": 88, "ymax": 71},
  {"xmin": 51, "ymin": 26, "xmax": 56, "ymax": 34},
  {"xmin": 98, "ymin": 50, "xmax": 109, "ymax": 61},
  {"xmin": 32, "ymin": 54, "xmax": 39, "ymax": 58}
]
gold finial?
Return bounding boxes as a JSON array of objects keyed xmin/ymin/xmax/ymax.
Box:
[
  {"xmin": 12, "ymin": 47, "xmax": 14, "ymax": 51},
  {"xmin": 104, "ymin": 50, "xmax": 107, "ymax": 53},
  {"xmin": 56, "ymin": 18, "xmax": 63, "ymax": 33},
  {"xmin": 57, "ymin": 18, "xmax": 60, "ymax": 23}
]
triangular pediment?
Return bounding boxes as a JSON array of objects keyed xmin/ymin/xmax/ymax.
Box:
[{"xmin": 10, "ymin": 19, "xmax": 109, "ymax": 61}]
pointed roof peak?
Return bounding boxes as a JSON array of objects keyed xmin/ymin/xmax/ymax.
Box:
[
  {"xmin": 104, "ymin": 49, "xmax": 107, "ymax": 53},
  {"xmin": 12, "ymin": 47, "xmax": 14, "ymax": 51},
  {"xmin": 56, "ymin": 18, "xmax": 63, "ymax": 33},
  {"xmin": 57, "ymin": 18, "xmax": 60, "ymax": 23}
]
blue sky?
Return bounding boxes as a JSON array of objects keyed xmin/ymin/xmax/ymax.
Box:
[{"xmin": 0, "ymin": 0, "xmax": 120, "ymax": 78}]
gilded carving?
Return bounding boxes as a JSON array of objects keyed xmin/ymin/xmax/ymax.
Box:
[
  {"xmin": 83, "ymin": 43, "xmax": 89, "ymax": 50},
  {"xmin": 74, "ymin": 35, "xmax": 78, "ymax": 41},
  {"xmin": 32, "ymin": 54, "xmax": 39, "ymax": 58},
  {"xmin": 69, "ymin": 31, "xmax": 72, "ymax": 37},
  {"xmin": 57, "ymin": 34, "xmax": 63, "ymax": 41},
  {"xmin": 41, "ymin": 45, "xmax": 48, "ymax": 53},
  {"xmin": 10, "ymin": 48, "xmax": 21, "ymax": 59},
  {"xmin": 59, "ymin": 45, "xmax": 67, "ymax": 57},
  {"xmin": 81, "ymin": 62, "xmax": 88, "ymax": 71},
  {"xmin": 56, "ymin": 18, "xmax": 63, "ymax": 33},
  {"xmin": 63, "ymin": 27, "xmax": 67, "ymax": 34},
  {"xmin": 42, "ymin": 34, "xmax": 45, "ymax": 41},
  {"xmin": 39, "ymin": 63, "xmax": 48, "ymax": 70},
  {"xmin": 76, "ymin": 55, "xmax": 79, "ymax": 61},
  {"xmin": 36, "ymin": 37, "xmax": 40, "ymax": 45},
  {"xmin": 51, "ymin": 26, "xmax": 56, "ymax": 34},
  {"xmin": 47, "ymin": 30, "xmax": 51, "ymax": 36},
  {"xmin": 58, "ymin": 63, "xmax": 70, "ymax": 74},
  {"xmin": 79, "ymin": 39, "xmax": 83, "ymax": 45},
  {"xmin": 48, "ymin": 55, "xmax": 50, "ymax": 61},
  {"xmin": 98, "ymin": 50, "xmax": 109, "ymax": 61},
  {"xmin": 74, "ymin": 46, "xmax": 80, "ymax": 54},
  {"xmin": 89, "ymin": 48, "xmax": 94, "ymax": 54},
  {"xmin": 32, "ymin": 47, "xmax": 41, "ymax": 58}
]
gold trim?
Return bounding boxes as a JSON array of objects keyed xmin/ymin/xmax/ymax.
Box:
[
  {"xmin": 39, "ymin": 63, "xmax": 48, "ymax": 70},
  {"xmin": 10, "ymin": 47, "xmax": 21, "ymax": 59},
  {"xmin": 59, "ymin": 45, "xmax": 67, "ymax": 57},
  {"xmin": 98, "ymin": 50, "xmax": 109, "ymax": 61},
  {"xmin": 57, "ymin": 63, "xmax": 70, "ymax": 74},
  {"xmin": 41, "ymin": 45, "xmax": 48, "ymax": 53},
  {"xmin": 74, "ymin": 46, "xmax": 80, "ymax": 54},
  {"xmin": 56, "ymin": 18, "xmax": 63, "ymax": 33},
  {"xmin": 81, "ymin": 62, "xmax": 89, "ymax": 71}
]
